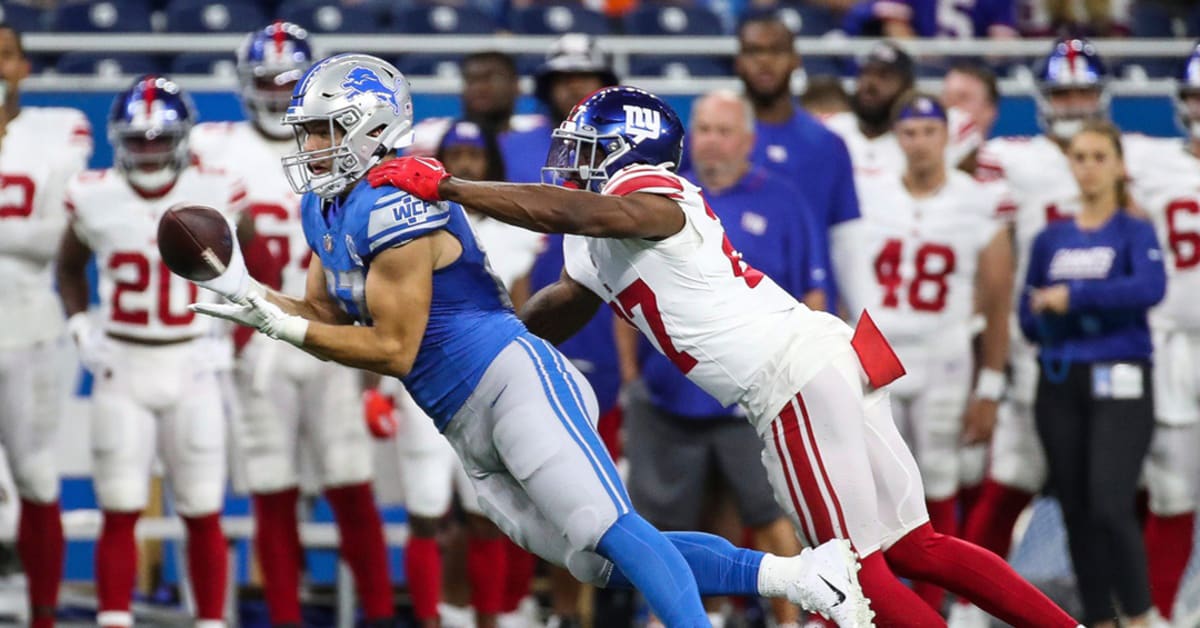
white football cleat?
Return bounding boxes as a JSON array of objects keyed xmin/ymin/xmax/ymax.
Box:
[{"xmin": 788, "ymin": 540, "xmax": 874, "ymax": 628}]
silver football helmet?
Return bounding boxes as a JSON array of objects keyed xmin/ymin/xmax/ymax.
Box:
[{"xmin": 281, "ymin": 53, "xmax": 415, "ymax": 198}]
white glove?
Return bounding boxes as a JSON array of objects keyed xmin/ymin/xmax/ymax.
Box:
[
  {"xmin": 66, "ymin": 312, "xmax": 112, "ymax": 373},
  {"xmin": 194, "ymin": 218, "xmax": 262, "ymax": 303},
  {"xmin": 189, "ymin": 294, "xmax": 308, "ymax": 347}
]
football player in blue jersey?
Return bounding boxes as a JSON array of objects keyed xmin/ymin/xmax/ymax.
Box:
[{"xmin": 181, "ymin": 53, "xmax": 870, "ymax": 628}]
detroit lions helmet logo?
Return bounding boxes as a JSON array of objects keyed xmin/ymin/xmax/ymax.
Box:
[{"xmin": 341, "ymin": 67, "xmax": 406, "ymax": 116}]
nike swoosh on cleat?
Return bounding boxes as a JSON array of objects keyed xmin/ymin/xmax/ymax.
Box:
[{"xmin": 818, "ymin": 574, "xmax": 847, "ymax": 605}]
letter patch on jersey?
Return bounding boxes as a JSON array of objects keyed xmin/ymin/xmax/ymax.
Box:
[
  {"xmin": 367, "ymin": 191, "xmax": 451, "ymax": 252},
  {"xmin": 1048, "ymin": 246, "xmax": 1116, "ymax": 280},
  {"xmin": 623, "ymin": 105, "xmax": 661, "ymax": 144}
]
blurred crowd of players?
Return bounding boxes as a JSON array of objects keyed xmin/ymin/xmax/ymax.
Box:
[{"xmin": 0, "ymin": 8, "xmax": 1197, "ymax": 628}]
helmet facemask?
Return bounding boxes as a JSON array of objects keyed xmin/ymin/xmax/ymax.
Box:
[
  {"xmin": 1036, "ymin": 84, "xmax": 1109, "ymax": 142},
  {"xmin": 542, "ymin": 122, "xmax": 629, "ymax": 192},
  {"xmin": 1178, "ymin": 87, "xmax": 1200, "ymax": 141},
  {"xmin": 281, "ymin": 54, "xmax": 415, "ymax": 199},
  {"xmin": 110, "ymin": 121, "xmax": 190, "ymax": 193},
  {"xmin": 240, "ymin": 68, "xmax": 304, "ymax": 140}
]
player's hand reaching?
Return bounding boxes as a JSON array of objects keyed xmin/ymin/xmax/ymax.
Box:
[
  {"xmin": 191, "ymin": 294, "xmax": 308, "ymax": 347},
  {"xmin": 66, "ymin": 312, "xmax": 113, "ymax": 374},
  {"xmin": 961, "ymin": 397, "xmax": 999, "ymax": 445},
  {"xmin": 367, "ymin": 157, "xmax": 451, "ymax": 201},
  {"xmin": 362, "ymin": 388, "xmax": 399, "ymax": 439}
]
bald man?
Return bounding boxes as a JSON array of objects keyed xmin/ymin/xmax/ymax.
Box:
[{"xmin": 618, "ymin": 90, "xmax": 828, "ymax": 628}]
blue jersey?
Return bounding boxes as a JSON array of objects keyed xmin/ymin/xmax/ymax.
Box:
[
  {"xmin": 301, "ymin": 181, "xmax": 525, "ymax": 429},
  {"xmin": 842, "ymin": 0, "xmax": 1016, "ymax": 37},
  {"xmin": 528, "ymin": 233, "xmax": 621, "ymax": 415},
  {"xmin": 1019, "ymin": 212, "xmax": 1166, "ymax": 364},
  {"xmin": 639, "ymin": 166, "xmax": 825, "ymax": 419},
  {"xmin": 750, "ymin": 108, "xmax": 858, "ymax": 308}
]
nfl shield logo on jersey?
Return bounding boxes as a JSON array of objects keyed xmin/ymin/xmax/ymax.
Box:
[{"xmin": 323, "ymin": 233, "xmax": 333, "ymax": 252}]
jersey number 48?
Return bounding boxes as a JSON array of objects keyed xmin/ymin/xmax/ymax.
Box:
[{"xmin": 873, "ymin": 239, "xmax": 956, "ymax": 312}]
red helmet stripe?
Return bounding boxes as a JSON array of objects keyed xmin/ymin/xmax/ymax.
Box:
[
  {"xmin": 142, "ymin": 75, "xmax": 156, "ymax": 117},
  {"xmin": 1065, "ymin": 40, "xmax": 1079, "ymax": 81},
  {"xmin": 273, "ymin": 20, "xmax": 286, "ymax": 56}
]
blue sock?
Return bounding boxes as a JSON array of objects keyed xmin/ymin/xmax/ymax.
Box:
[
  {"xmin": 606, "ymin": 531, "xmax": 764, "ymax": 596},
  {"xmin": 595, "ymin": 513, "xmax": 708, "ymax": 627}
]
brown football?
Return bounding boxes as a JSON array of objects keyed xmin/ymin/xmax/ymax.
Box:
[{"xmin": 157, "ymin": 204, "xmax": 233, "ymax": 282}]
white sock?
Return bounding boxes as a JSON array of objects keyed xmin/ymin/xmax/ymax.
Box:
[
  {"xmin": 757, "ymin": 552, "xmax": 805, "ymax": 598},
  {"xmin": 707, "ymin": 612, "xmax": 727, "ymax": 628}
]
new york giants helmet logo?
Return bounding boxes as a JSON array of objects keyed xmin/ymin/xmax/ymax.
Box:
[{"xmin": 623, "ymin": 105, "xmax": 662, "ymax": 144}]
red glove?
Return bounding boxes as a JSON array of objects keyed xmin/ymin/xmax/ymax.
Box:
[
  {"xmin": 362, "ymin": 388, "xmax": 399, "ymax": 440},
  {"xmin": 367, "ymin": 156, "xmax": 450, "ymax": 201}
]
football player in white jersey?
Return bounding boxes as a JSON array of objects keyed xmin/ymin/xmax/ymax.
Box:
[
  {"xmin": 370, "ymin": 86, "xmax": 1082, "ymax": 628},
  {"xmin": 0, "ymin": 24, "xmax": 92, "ymax": 627},
  {"xmin": 1118, "ymin": 45, "xmax": 1200, "ymax": 624},
  {"xmin": 54, "ymin": 76, "xmax": 239, "ymax": 628},
  {"xmin": 188, "ymin": 23, "xmax": 394, "ymax": 628},
  {"xmin": 837, "ymin": 92, "xmax": 1013, "ymax": 616},
  {"xmin": 824, "ymin": 41, "xmax": 913, "ymax": 178}
]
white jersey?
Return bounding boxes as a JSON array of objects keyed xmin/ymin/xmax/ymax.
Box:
[
  {"xmin": 0, "ymin": 107, "xmax": 92, "ymax": 349},
  {"xmin": 825, "ymin": 112, "xmax": 905, "ymax": 179},
  {"xmin": 190, "ymin": 121, "xmax": 308, "ymax": 296},
  {"xmin": 1128, "ymin": 140, "xmax": 1200, "ymax": 332},
  {"xmin": 825, "ymin": 109, "xmax": 979, "ymax": 179},
  {"xmin": 563, "ymin": 164, "xmax": 848, "ymax": 417},
  {"xmin": 840, "ymin": 170, "xmax": 1003, "ymax": 349},
  {"xmin": 67, "ymin": 167, "xmax": 247, "ymax": 342},
  {"xmin": 467, "ymin": 214, "xmax": 543, "ymax": 290}
]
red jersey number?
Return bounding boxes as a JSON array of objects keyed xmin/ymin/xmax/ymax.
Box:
[
  {"xmin": 110, "ymin": 252, "xmax": 198, "ymax": 326},
  {"xmin": 612, "ymin": 279, "xmax": 698, "ymax": 375},
  {"xmin": 249, "ymin": 202, "xmax": 312, "ymax": 270},
  {"xmin": 0, "ymin": 175, "xmax": 36, "ymax": 219},
  {"xmin": 701, "ymin": 197, "xmax": 764, "ymax": 289},
  {"xmin": 873, "ymin": 239, "xmax": 957, "ymax": 312},
  {"xmin": 1166, "ymin": 198, "xmax": 1200, "ymax": 270}
]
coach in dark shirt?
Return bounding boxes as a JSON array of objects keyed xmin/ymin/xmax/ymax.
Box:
[{"xmin": 1021, "ymin": 121, "xmax": 1165, "ymax": 627}]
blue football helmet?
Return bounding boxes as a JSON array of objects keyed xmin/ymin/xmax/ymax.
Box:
[
  {"xmin": 1177, "ymin": 42, "xmax": 1200, "ymax": 139},
  {"xmin": 237, "ymin": 21, "xmax": 313, "ymax": 140},
  {"xmin": 108, "ymin": 74, "xmax": 196, "ymax": 193},
  {"xmin": 1035, "ymin": 38, "xmax": 1110, "ymax": 141},
  {"xmin": 543, "ymin": 86, "xmax": 684, "ymax": 192}
]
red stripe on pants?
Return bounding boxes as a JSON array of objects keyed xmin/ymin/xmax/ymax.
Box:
[
  {"xmin": 776, "ymin": 398, "xmax": 841, "ymax": 543},
  {"xmin": 795, "ymin": 394, "xmax": 851, "ymax": 542},
  {"xmin": 771, "ymin": 413, "xmax": 816, "ymax": 547}
]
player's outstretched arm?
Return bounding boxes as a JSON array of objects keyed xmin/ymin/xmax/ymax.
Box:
[
  {"xmin": 294, "ymin": 239, "xmax": 434, "ymax": 377},
  {"xmin": 519, "ymin": 268, "xmax": 603, "ymax": 345},
  {"xmin": 441, "ymin": 178, "xmax": 684, "ymax": 239},
  {"xmin": 367, "ymin": 157, "xmax": 684, "ymax": 239}
]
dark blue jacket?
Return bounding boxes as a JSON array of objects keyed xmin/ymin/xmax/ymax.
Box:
[{"xmin": 1020, "ymin": 211, "xmax": 1166, "ymax": 363}]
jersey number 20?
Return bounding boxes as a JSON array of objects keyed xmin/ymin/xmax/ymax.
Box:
[{"xmin": 110, "ymin": 252, "xmax": 197, "ymax": 326}]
